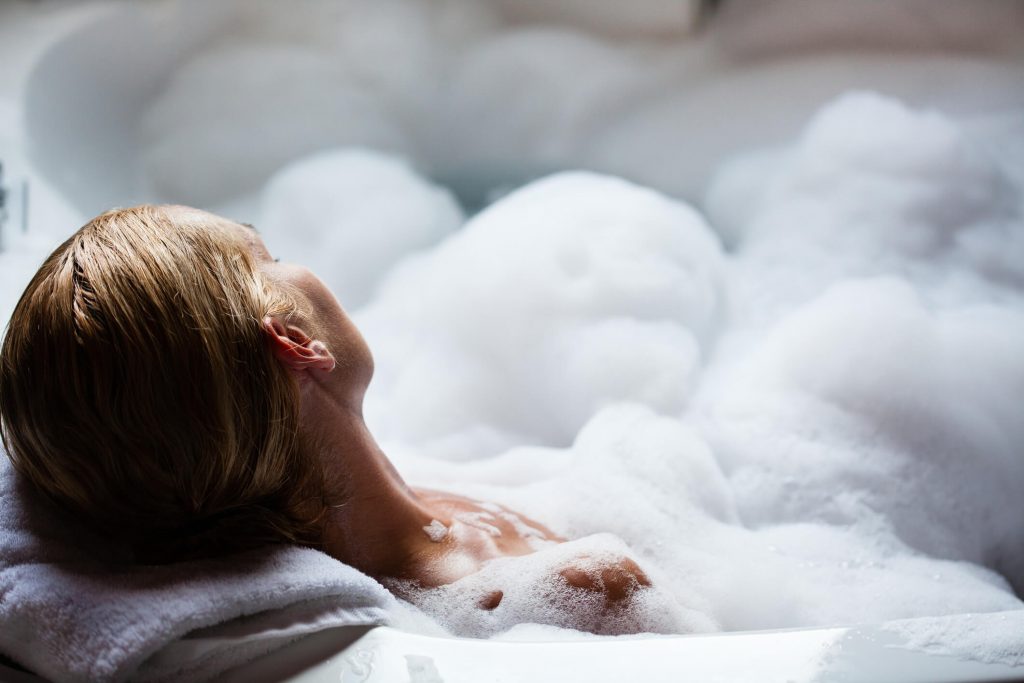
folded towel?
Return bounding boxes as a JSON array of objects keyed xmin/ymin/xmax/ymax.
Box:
[{"xmin": 0, "ymin": 454, "xmax": 395, "ymax": 683}]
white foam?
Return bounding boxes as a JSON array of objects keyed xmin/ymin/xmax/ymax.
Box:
[
  {"xmin": 356, "ymin": 93, "xmax": 1024, "ymax": 642},
  {"xmin": 882, "ymin": 611, "xmax": 1024, "ymax": 668},
  {"xmin": 358, "ymin": 171, "xmax": 723, "ymax": 459},
  {"xmin": 259, "ymin": 148, "xmax": 464, "ymax": 309},
  {"xmin": 397, "ymin": 534, "xmax": 717, "ymax": 638},
  {"xmin": 454, "ymin": 512, "xmax": 502, "ymax": 538},
  {"xmin": 422, "ymin": 520, "xmax": 449, "ymax": 543}
]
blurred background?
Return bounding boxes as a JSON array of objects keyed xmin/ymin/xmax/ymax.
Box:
[{"xmin": 2, "ymin": 1, "xmax": 1022, "ymax": 292}]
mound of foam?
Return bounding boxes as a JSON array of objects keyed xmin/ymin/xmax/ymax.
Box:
[
  {"xmin": 393, "ymin": 533, "xmax": 716, "ymax": 637},
  {"xmin": 693, "ymin": 93, "xmax": 1024, "ymax": 587},
  {"xmin": 698, "ymin": 278, "xmax": 1024, "ymax": 585},
  {"xmin": 357, "ymin": 171, "xmax": 724, "ymax": 458},
  {"xmin": 705, "ymin": 92, "xmax": 1024, "ymax": 331},
  {"xmin": 259, "ymin": 148, "xmax": 464, "ymax": 308},
  {"xmin": 397, "ymin": 403, "xmax": 1021, "ymax": 632}
]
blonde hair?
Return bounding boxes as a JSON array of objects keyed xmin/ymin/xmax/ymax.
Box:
[{"xmin": 0, "ymin": 205, "xmax": 324, "ymax": 562}]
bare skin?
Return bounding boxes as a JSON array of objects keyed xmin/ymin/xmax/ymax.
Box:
[{"xmin": 217, "ymin": 211, "xmax": 651, "ymax": 618}]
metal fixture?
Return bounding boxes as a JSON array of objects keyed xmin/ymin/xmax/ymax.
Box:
[
  {"xmin": 0, "ymin": 161, "xmax": 29, "ymax": 253},
  {"xmin": 0, "ymin": 161, "xmax": 8, "ymax": 253}
]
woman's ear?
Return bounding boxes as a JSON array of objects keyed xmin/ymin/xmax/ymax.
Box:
[{"xmin": 261, "ymin": 316, "xmax": 336, "ymax": 374}]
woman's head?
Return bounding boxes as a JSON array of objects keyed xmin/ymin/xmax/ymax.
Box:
[{"xmin": 0, "ymin": 204, "xmax": 360, "ymax": 561}]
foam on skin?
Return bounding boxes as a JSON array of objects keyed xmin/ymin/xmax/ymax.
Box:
[
  {"xmin": 422, "ymin": 520, "xmax": 449, "ymax": 543},
  {"xmin": 389, "ymin": 534, "xmax": 718, "ymax": 638}
]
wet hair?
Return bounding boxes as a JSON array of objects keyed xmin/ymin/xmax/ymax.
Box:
[{"xmin": 0, "ymin": 205, "xmax": 324, "ymax": 562}]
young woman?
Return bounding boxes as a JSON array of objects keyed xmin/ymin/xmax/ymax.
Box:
[{"xmin": 0, "ymin": 204, "xmax": 649, "ymax": 628}]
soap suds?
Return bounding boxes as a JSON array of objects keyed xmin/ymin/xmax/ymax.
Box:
[
  {"xmin": 399, "ymin": 534, "xmax": 717, "ymax": 638},
  {"xmin": 344, "ymin": 93, "xmax": 1024, "ymax": 640},
  {"xmin": 422, "ymin": 520, "xmax": 449, "ymax": 543},
  {"xmin": 882, "ymin": 611, "xmax": 1024, "ymax": 668},
  {"xmin": 454, "ymin": 512, "xmax": 502, "ymax": 538}
]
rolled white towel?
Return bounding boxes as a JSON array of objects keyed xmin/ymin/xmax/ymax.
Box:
[{"xmin": 0, "ymin": 455, "xmax": 395, "ymax": 682}]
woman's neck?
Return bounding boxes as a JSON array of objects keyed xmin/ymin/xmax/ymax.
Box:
[{"xmin": 302, "ymin": 394, "xmax": 435, "ymax": 578}]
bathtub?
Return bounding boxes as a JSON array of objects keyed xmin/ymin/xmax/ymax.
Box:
[
  {"xmin": 7, "ymin": 2, "xmax": 1024, "ymax": 682},
  {"xmin": 1, "ymin": 617, "xmax": 1023, "ymax": 682},
  {"xmin": 175, "ymin": 619, "xmax": 1024, "ymax": 682}
]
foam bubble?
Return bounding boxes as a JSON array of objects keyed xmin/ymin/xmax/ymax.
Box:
[
  {"xmin": 394, "ymin": 534, "xmax": 717, "ymax": 638},
  {"xmin": 706, "ymin": 92, "xmax": 1024, "ymax": 332},
  {"xmin": 358, "ymin": 171, "xmax": 724, "ymax": 458},
  {"xmin": 258, "ymin": 148, "xmax": 464, "ymax": 309},
  {"xmin": 699, "ymin": 278, "xmax": 1024, "ymax": 588},
  {"xmin": 454, "ymin": 512, "xmax": 502, "ymax": 538},
  {"xmin": 422, "ymin": 520, "xmax": 449, "ymax": 543}
]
